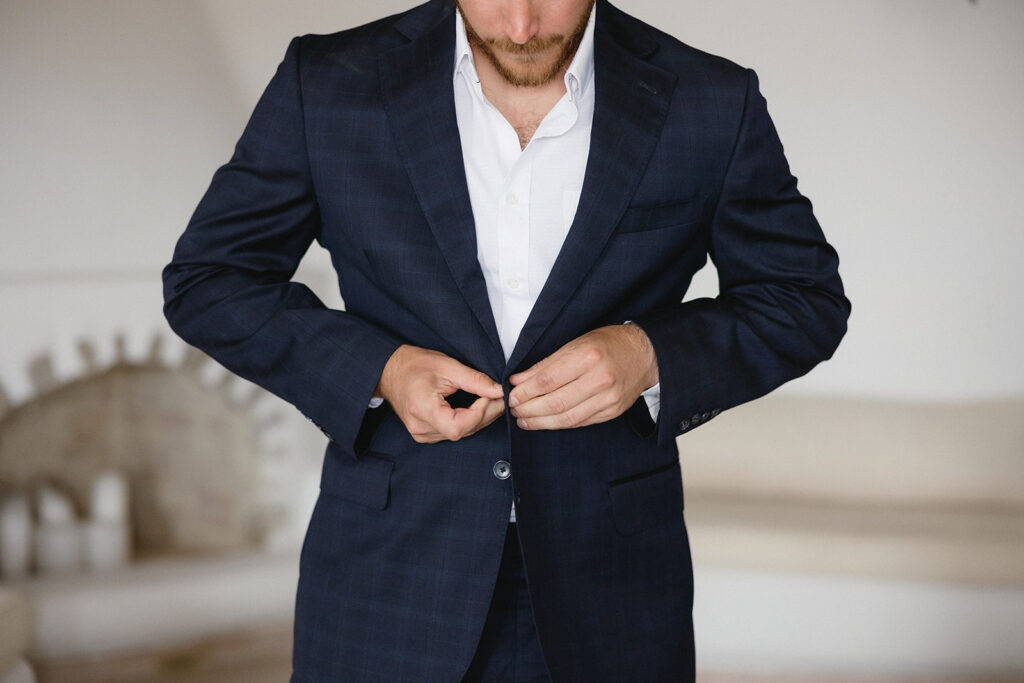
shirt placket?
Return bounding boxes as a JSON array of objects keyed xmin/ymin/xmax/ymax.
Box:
[{"xmin": 496, "ymin": 154, "xmax": 532, "ymax": 358}]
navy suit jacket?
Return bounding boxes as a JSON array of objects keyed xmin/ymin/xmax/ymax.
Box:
[{"xmin": 163, "ymin": 1, "xmax": 849, "ymax": 680}]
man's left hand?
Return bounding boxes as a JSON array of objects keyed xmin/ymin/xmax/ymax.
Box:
[{"xmin": 508, "ymin": 324, "xmax": 658, "ymax": 430}]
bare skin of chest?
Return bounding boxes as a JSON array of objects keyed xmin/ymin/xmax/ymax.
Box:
[
  {"xmin": 482, "ymin": 84, "xmax": 562, "ymax": 150},
  {"xmin": 513, "ymin": 123, "xmax": 539, "ymax": 150}
]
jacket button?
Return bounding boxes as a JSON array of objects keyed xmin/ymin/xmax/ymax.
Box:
[{"xmin": 492, "ymin": 460, "xmax": 511, "ymax": 480}]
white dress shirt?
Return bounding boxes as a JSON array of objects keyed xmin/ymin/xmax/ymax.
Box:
[
  {"xmin": 453, "ymin": 8, "xmax": 596, "ymax": 361},
  {"xmin": 372, "ymin": 8, "xmax": 659, "ymax": 522},
  {"xmin": 452, "ymin": 8, "xmax": 659, "ymax": 415},
  {"xmin": 452, "ymin": 8, "xmax": 658, "ymax": 522}
]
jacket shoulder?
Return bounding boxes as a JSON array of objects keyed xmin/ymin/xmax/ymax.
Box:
[
  {"xmin": 601, "ymin": 0, "xmax": 751, "ymax": 90},
  {"xmin": 293, "ymin": 0, "xmax": 446, "ymax": 68}
]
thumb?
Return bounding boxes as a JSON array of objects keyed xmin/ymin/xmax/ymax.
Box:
[{"xmin": 446, "ymin": 361, "xmax": 504, "ymax": 399}]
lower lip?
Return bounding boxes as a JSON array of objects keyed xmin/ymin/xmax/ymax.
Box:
[{"xmin": 503, "ymin": 44, "xmax": 553, "ymax": 58}]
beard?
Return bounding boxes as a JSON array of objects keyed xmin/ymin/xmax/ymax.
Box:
[{"xmin": 456, "ymin": 0, "xmax": 594, "ymax": 88}]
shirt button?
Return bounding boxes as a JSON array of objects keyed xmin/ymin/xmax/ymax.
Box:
[
  {"xmin": 506, "ymin": 193, "xmax": 518, "ymax": 205},
  {"xmin": 506, "ymin": 278, "xmax": 520, "ymax": 290},
  {"xmin": 493, "ymin": 460, "xmax": 511, "ymax": 480}
]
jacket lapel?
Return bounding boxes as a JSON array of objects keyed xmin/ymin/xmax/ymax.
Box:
[
  {"xmin": 378, "ymin": 2, "xmax": 504, "ymax": 367},
  {"xmin": 378, "ymin": 1, "xmax": 677, "ymax": 375},
  {"xmin": 506, "ymin": 2, "xmax": 677, "ymax": 372}
]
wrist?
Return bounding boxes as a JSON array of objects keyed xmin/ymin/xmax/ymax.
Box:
[
  {"xmin": 624, "ymin": 323, "xmax": 659, "ymax": 389},
  {"xmin": 375, "ymin": 344, "xmax": 411, "ymax": 401}
]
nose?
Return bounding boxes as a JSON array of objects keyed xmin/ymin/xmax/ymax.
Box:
[{"xmin": 504, "ymin": 0, "xmax": 540, "ymax": 44}]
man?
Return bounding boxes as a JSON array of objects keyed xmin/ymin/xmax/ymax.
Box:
[{"xmin": 163, "ymin": 0, "xmax": 849, "ymax": 680}]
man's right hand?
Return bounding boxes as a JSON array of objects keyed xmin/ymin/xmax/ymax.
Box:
[{"xmin": 375, "ymin": 345, "xmax": 505, "ymax": 444}]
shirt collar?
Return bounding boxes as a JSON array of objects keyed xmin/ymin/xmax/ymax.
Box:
[{"xmin": 454, "ymin": 5, "xmax": 596, "ymax": 102}]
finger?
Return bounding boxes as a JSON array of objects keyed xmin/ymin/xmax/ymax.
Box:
[
  {"xmin": 516, "ymin": 393, "xmax": 617, "ymax": 431},
  {"xmin": 438, "ymin": 396, "xmax": 500, "ymax": 442},
  {"xmin": 509, "ymin": 359, "xmax": 543, "ymax": 387},
  {"xmin": 508, "ymin": 351, "xmax": 590, "ymax": 408},
  {"xmin": 444, "ymin": 360, "xmax": 504, "ymax": 399},
  {"xmin": 405, "ymin": 392, "xmax": 458, "ymax": 443},
  {"xmin": 510, "ymin": 377, "xmax": 592, "ymax": 420},
  {"xmin": 462, "ymin": 397, "xmax": 506, "ymax": 438},
  {"xmin": 409, "ymin": 396, "xmax": 505, "ymax": 443},
  {"xmin": 509, "ymin": 331, "xmax": 597, "ymax": 386},
  {"xmin": 481, "ymin": 396, "xmax": 506, "ymax": 426}
]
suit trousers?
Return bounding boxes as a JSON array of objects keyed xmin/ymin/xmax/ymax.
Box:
[{"xmin": 462, "ymin": 524, "xmax": 551, "ymax": 683}]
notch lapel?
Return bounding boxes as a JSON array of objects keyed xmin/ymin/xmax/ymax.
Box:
[
  {"xmin": 379, "ymin": 5, "xmax": 504, "ymax": 368},
  {"xmin": 506, "ymin": 7, "xmax": 677, "ymax": 372}
]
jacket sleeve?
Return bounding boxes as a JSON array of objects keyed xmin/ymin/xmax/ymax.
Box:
[
  {"xmin": 633, "ymin": 69, "xmax": 850, "ymax": 446},
  {"xmin": 162, "ymin": 37, "xmax": 402, "ymax": 455}
]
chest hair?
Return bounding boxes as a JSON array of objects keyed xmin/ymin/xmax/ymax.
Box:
[{"xmin": 513, "ymin": 123, "xmax": 540, "ymax": 150}]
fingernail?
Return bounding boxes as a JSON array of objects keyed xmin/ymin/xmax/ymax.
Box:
[
  {"xmin": 509, "ymin": 395, "xmax": 519, "ymax": 408},
  {"xmin": 517, "ymin": 418, "xmax": 528, "ymax": 430}
]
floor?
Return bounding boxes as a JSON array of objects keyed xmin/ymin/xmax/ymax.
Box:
[
  {"xmin": 30, "ymin": 627, "xmax": 1023, "ymax": 683},
  {"xmin": 700, "ymin": 674, "xmax": 1023, "ymax": 683},
  {"xmin": 32, "ymin": 628, "xmax": 292, "ymax": 683}
]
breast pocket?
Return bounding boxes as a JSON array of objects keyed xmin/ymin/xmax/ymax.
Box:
[{"xmin": 616, "ymin": 199, "xmax": 704, "ymax": 234}]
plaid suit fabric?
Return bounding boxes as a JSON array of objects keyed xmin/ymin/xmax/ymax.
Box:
[
  {"xmin": 462, "ymin": 525, "xmax": 550, "ymax": 682},
  {"xmin": 163, "ymin": 0, "xmax": 848, "ymax": 680}
]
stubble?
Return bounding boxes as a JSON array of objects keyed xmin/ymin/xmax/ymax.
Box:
[{"xmin": 456, "ymin": 0, "xmax": 595, "ymax": 88}]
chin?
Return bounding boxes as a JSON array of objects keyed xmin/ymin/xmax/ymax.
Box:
[{"xmin": 501, "ymin": 60, "xmax": 557, "ymax": 85}]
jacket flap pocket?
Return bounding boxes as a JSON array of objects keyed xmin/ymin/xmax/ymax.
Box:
[
  {"xmin": 608, "ymin": 460, "xmax": 683, "ymax": 536},
  {"xmin": 320, "ymin": 447, "xmax": 394, "ymax": 510}
]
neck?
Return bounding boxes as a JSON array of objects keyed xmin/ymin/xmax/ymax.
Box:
[{"xmin": 471, "ymin": 46, "xmax": 571, "ymax": 149}]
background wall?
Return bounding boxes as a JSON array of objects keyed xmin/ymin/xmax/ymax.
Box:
[
  {"xmin": 2, "ymin": 0, "xmax": 1022, "ymax": 403},
  {"xmin": 2, "ymin": 0, "xmax": 1023, "ymax": 678}
]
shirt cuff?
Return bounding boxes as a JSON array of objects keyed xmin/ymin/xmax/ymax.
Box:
[{"xmin": 641, "ymin": 382, "xmax": 661, "ymax": 422}]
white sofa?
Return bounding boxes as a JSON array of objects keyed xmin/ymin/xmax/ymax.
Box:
[
  {"xmin": 17, "ymin": 550, "xmax": 296, "ymax": 682},
  {"xmin": 0, "ymin": 588, "xmax": 34, "ymax": 683},
  {"xmin": 678, "ymin": 394, "xmax": 1024, "ymax": 679},
  {"xmin": 11, "ymin": 394, "xmax": 1024, "ymax": 681},
  {"xmin": 680, "ymin": 395, "xmax": 1024, "ymax": 583}
]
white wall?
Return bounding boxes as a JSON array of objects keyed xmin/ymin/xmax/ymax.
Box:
[
  {"xmin": 2, "ymin": 0, "xmax": 1023, "ymax": 404},
  {"xmin": 3, "ymin": 1, "xmax": 1023, "ymax": 677},
  {"xmin": 646, "ymin": 0, "xmax": 1024, "ymax": 402}
]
